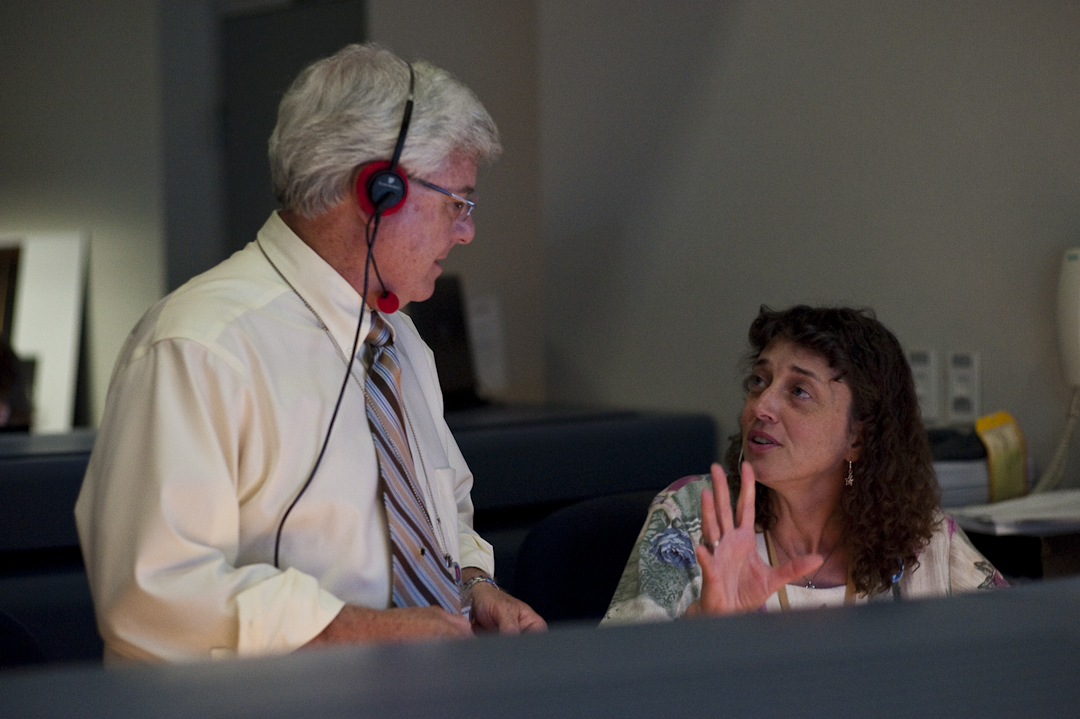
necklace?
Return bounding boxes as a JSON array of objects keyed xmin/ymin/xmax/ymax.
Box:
[
  {"xmin": 768, "ymin": 530, "xmax": 840, "ymax": 589},
  {"xmin": 763, "ymin": 531, "xmax": 855, "ymax": 610}
]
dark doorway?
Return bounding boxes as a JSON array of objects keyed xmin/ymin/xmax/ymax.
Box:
[
  {"xmin": 221, "ymin": 1, "xmax": 366, "ymax": 253},
  {"xmin": 0, "ymin": 247, "xmax": 19, "ymax": 341}
]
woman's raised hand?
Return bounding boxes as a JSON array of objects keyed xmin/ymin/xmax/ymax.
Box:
[{"xmin": 686, "ymin": 462, "xmax": 824, "ymax": 617}]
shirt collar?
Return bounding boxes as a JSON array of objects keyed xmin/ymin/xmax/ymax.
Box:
[{"xmin": 256, "ymin": 211, "xmax": 380, "ymax": 356}]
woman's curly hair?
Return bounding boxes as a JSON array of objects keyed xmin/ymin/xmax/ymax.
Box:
[{"xmin": 723, "ymin": 305, "xmax": 940, "ymax": 596}]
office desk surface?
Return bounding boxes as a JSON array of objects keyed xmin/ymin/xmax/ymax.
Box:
[{"xmin": 3, "ymin": 578, "xmax": 1079, "ymax": 718}]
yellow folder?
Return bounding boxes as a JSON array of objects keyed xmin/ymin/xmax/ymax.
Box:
[{"xmin": 975, "ymin": 411, "xmax": 1028, "ymax": 503}]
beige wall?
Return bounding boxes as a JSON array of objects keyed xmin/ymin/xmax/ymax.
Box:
[
  {"xmin": 539, "ymin": 1, "xmax": 1080, "ymax": 481},
  {"xmin": 4, "ymin": 0, "xmax": 1078, "ymax": 488},
  {"xmin": 368, "ymin": 1, "xmax": 547, "ymax": 403},
  {"xmin": 0, "ymin": 0, "xmax": 165, "ymax": 427},
  {"xmin": 0, "ymin": 0, "xmax": 545, "ymax": 423}
]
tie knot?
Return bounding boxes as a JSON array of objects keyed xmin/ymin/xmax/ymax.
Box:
[{"xmin": 365, "ymin": 311, "xmax": 393, "ymax": 349}]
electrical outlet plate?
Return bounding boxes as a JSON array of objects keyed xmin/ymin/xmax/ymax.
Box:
[
  {"xmin": 907, "ymin": 349, "xmax": 939, "ymax": 423},
  {"xmin": 946, "ymin": 351, "xmax": 980, "ymax": 424}
]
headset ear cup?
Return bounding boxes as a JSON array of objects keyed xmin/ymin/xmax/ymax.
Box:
[{"xmin": 355, "ymin": 161, "xmax": 409, "ymax": 216}]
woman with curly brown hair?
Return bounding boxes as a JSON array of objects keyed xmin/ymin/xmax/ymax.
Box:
[{"xmin": 603, "ymin": 305, "xmax": 1006, "ymax": 623}]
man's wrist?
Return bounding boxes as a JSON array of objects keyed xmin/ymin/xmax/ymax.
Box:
[{"xmin": 462, "ymin": 574, "xmax": 498, "ymax": 593}]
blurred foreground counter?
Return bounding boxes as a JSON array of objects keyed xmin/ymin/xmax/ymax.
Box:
[{"xmin": 3, "ymin": 577, "xmax": 1079, "ymax": 718}]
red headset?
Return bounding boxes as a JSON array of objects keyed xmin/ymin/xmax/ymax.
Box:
[
  {"xmin": 353, "ymin": 63, "xmax": 415, "ymax": 313},
  {"xmin": 355, "ymin": 65, "xmax": 414, "ymax": 217}
]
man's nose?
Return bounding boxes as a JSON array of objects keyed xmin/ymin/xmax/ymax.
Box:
[{"xmin": 456, "ymin": 216, "xmax": 475, "ymax": 244}]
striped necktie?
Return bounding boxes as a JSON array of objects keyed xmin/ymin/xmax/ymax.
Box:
[{"xmin": 364, "ymin": 311, "xmax": 462, "ymax": 613}]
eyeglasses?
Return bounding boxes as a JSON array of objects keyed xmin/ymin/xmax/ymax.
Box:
[{"xmin": 411, "ymin": 177, "xmax": 476, "ymax": 220}]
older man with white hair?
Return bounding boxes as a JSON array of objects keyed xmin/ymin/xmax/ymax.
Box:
[{"xmin": 76, "ymin": 44, "xmax": 545, "ymax": 662}]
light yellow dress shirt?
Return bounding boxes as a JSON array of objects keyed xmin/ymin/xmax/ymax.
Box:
[{"xmin": 75, "ymin": 212, "xmax": 494, "ymax": 662}]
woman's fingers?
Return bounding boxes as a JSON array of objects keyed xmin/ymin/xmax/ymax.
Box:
[
  {"xmin": 695, "ymin": 460, "xmax": 842, "ymax": 615},
  {"xmin": 711, "ymin": 463, "xmax": 735, "ymax": 536},
  {"xmin": 735, "ymin": 460, "xmax": 756, "ymax": 529},
  {"xmin": 695, "ymin": 544, "xmax": 715, "ymax": 579},
  {"xmin": 700, "ymin": 487, "xmax": 719, "ymax": 548}
]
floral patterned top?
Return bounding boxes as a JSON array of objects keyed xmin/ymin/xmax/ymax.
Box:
[{"xmin": 602, "ymin": 474, "xmax": 1008, "ymax": 625}]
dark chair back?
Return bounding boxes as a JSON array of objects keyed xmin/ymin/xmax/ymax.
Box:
[
  {"xmin": 0, "ymin": 608, "xmax": 45, "ymax": 668},
  {"xmin": 513, "ymin": 490, "xmax": 658, "ymax": 625}
]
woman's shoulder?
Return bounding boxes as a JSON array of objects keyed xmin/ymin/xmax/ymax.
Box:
[
  {"xmin": 917, "ymin": 512, "xmax": 969, "ymax": 563},
  {"xmin": 602, "ymin": 474, "xmax": 711, "ymax": 624},
  {"xmin": 648, "ymin": 473, "xmax": 714, "ymax": 515},
  {"xmin": 903, "ymin": 511, "xmax": 1008, "ymax": 596},
  {"xmin": 927, "ymin": 512, "xmax": 979, "ymax": 552},
  {"xmin": 636, "ymin": 473, "xmax": 730, "ymax": 570},
  {"xmin": 658, "ymin": 473, "xmax": 713, "ymax": 497}
]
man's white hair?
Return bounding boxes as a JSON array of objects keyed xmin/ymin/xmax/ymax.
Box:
[{"xmin": 269, "ymin": 43, "xmax": 501, "ymax": 217}]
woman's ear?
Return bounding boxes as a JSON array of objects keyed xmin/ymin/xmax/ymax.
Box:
[{"xmin": 846, "ymin": 421, "xmax": 864, "ymax": 463}]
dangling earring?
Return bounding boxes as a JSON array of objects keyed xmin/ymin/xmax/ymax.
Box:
[{"xmin": 845, "ymin": 461, "xmax": 854, "ymax": 487}]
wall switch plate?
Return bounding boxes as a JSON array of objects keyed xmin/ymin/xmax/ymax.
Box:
[
  {"xmin": 946, "ymin": 351, "xmax": 980, "ymax": 424},
  {"xmin": 907, "ymin": 349, "xmax": 939, "ymax": 423}
]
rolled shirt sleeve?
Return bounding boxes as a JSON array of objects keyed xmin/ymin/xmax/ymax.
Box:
[{"xmin": 77, "ymin": 335, "xmax": 345, "ymax": 660}]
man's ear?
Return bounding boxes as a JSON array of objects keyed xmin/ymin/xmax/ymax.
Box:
[{"xmin": 355, "ymin": 161, "xmax": 409, "ymax": 217}]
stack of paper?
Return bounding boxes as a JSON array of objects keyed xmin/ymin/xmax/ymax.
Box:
[
  {"xmin": 948, "ymin": 489, "xmax": 1080, "ymax": 536},
  {"xmin": 934, "ymin": 460, "xmax": 989, "ymax": 509}
]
